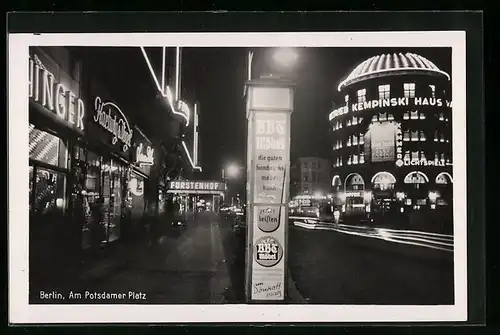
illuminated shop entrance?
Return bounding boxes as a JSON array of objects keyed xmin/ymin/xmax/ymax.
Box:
[
  {"xmin": 344, "ymin": 173, "xmax": 365, "ymax": 214},
  {"xmin": 403, "ymin": 171, "xmax": 429, "ymax": 210},
  {"xmin": 166, "ymin": 180, "xmax": 227, "ymax": 214},
  {"xmin": 371, "ymin": 172, "xmax": 396, "ymax": 213}
]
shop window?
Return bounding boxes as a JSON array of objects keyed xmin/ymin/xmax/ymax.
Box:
[
  {"xmin": 33, "ymin": 168, "xmax": 66, "ymax": 215},
  {"xmin": 29, "ymin": 124, "xmax": 67, "ymax": 168},
  {"xmin": 357, "ymin": 89, "xmax": 366, "ymax": 103},
  {"xmin": 29, "ymin": 166, "xmax": 34, "ymax": 213},
  {"xmin": 404, "ymin": 83, "xmax": 416, "ymax": 98},
  {"xmin": 378, "ymin": 84, "xmax": 390, "ymax": 100},
  {"xmin": 411, "ymin": 130, "xmax": 419, "ymax": 141}
]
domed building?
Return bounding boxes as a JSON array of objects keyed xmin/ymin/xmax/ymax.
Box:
[{"xmin": 328, "ymin": 52, "xmax": 453, "ymax": 217}]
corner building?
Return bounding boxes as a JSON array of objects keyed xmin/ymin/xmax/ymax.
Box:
[{"xmin": 328, "ymin": 52, "xmax": 453, "ymax": 217}]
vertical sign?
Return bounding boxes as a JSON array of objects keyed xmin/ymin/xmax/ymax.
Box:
[
  {"xmin": 251, "ymin": 112, "xmax": 288, "ymax": 300},
  {"xmin": 245, "ymin": 81, "xmax": 293, "ymax": 302}
]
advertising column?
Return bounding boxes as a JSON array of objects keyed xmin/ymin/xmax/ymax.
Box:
[{"xmin": 245, "ymin": 79, "xmax": 294, "ymax": 302}]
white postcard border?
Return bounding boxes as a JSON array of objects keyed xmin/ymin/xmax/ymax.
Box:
[{"xmin": 8, "ymin": 31, "xmax": 467, "ymax": 324}]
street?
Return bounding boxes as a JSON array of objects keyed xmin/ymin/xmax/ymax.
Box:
[{"xmin": 288, "ymin": 221, "xmax": 455, "ymax": 305}]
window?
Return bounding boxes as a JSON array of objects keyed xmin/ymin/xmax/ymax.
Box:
[
  {"xmin": 303, "ymin": 172, "xmax": 308, "ymax": 181},
  {"xmin": 345, "ymin": 95, "xmax": 349, "ymax": 103},
  {"xmin": 353, "ymin": 134, "xmax": 358, "ymax": 145},
  {"xmin": 419, "ymin": 131, "xmax": 427, "ymax": 141},
  {"xmin": 29, "ymin": 166, "xmax": 34, "ymax": 212},
  {"xmin": 403, "ymin": 111, "xmax": 409, "ymax": 120},
  {"xmin": 32, "ymin": 168, "xmax": 66, "ymax": 215},
  {"xmin": 404, "ymin": 83, "xmax": 416, "ymax": 98},
  {"xmin": 429, "ymin": 85, "xmax": 436, "ymax": 98},
  {"xmin": 359, "ymin": 134, "xmax": 365, "ymax": 145},
  {"xmin": 360, "ymin": 153, "xmax": 365, "ymax": 164},
  {"xmin": 410, "ymin": 110, "xmax": 419, "ymax": 120},
  {"xmin": 403, "ymin": 130, "xmax": 410, "ymax": 142},
  {"xmin": 357, "ymin": 89, "xmax": 366, "ymax": 103},
  {"xmin": 378, "ymin": 84, "xmax": 390, "ymax": 99},
  {"xmin": 353, "ymin": 154, "xmax": 359, "ymax": 164},
  {"xmin": 311, "ymin": 171, "xmax": 317, "ymax": 182}
]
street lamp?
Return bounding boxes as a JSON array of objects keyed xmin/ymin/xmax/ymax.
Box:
[{"xmin": 247, "ymin": 47, "xmax": 299, "ymax": 81}]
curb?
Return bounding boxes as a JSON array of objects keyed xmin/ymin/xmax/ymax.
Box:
[{"xmin": 287, "ymin": 268, "xmax": 307, "ymax": 303}]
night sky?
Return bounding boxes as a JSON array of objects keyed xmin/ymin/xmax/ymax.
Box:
[{"xmin": 81, "ymin": 46, "xmax": 451, "ymax": 181}]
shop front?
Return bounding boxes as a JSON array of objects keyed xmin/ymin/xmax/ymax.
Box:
[
  {"xmin": 28, "ymin": 47, "xmax": 86, "ymax": 274},
  {"xmin": 76, "ymin": 78, "xmax": 134, "ymax": 251},
  {"xmin": 128, "ymin": 126, "xmax": 155, "ymax": 235}
]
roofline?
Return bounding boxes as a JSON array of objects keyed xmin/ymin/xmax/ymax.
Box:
[{"xmin": 337, "ymin": 67, "xmax": 451, "ymax": 92}]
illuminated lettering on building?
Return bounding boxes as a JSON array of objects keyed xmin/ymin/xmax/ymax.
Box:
[
  {"xmin": 93, "ymin": 97, "xmax": 133, "ymax": 152},
  {"xmin": 28, "ymin": 54, "xmax": 85, "ymax": 132},
  {"xmin": 395, "ymin": 123, "xmax": 404, "ymax": 167},
  {"xmin": 403, "ymin": 158, "xmax": 447, "ymax": 167},
  {"xmin": 175, "ymin": 100, "xmax": 191, "ymax": 122},
  {"xmin": 169, "ymin": 180, "xmax": 226, "ymax": 191},
  {"xmin": 328, "ymin": 97, "xmax": 452, "ymax": 120},
  {"xmin": 135, "ymin": 143, "xmax": 155, "ymax": 166}
]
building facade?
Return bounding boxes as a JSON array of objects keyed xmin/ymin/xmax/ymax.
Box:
[
  {"xmin": 290, "ymin": 157, "xmax": 331, "ymax": 197},
  {"xmin": 328, "ymin": 52, "xmax": 453, "ymax": 217},
  {"xmin": 28, "ymin": 47, "xmax": 188, "ymax": 291}
]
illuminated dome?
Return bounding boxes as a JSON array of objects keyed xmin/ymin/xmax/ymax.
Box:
[{"xmin": 337, "ymin": 52, "xmax": 450, "ymax": 91}]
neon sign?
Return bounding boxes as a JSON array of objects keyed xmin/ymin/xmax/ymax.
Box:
[
  {"xmin": 93, "ymin": 97, "xmax": 133, "ymax": 152},
  {"xmin": 135, "ymin": 143, "xmax": 155, "ymax": 166},
  {"xmin": 329, "ymin": 97, "xmax": 452, "ymax": 120},
  {"xmin": 175, "ymin": 100, "xmax": 191, "ymax": 124},
  {"xmin": 29, "ymin": 54, "xmax": 85, "ymax": 132},
  {"xmin": 395, "ymin": 123, "xmax": 404, "ymax": 167}
]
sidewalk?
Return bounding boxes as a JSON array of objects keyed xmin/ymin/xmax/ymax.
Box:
[{"xmin": 87, "ymin": 211, "xmax": 232, "ymax": 304}]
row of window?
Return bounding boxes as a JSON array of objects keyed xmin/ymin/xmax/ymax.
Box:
[
  {"xmin": 332, "ymin": 111, "xmax": 449, "ymax": 132},
  {"xmin": 352, "ymin": 83, "xmax": 439, "ymax": 104},
  {"xmin": 333, "ymin": 151, "xmax": 452, "ymax": 167},
  {"xmin": 332, "ymin": 132, "xmax": 450, "ymax": 151}
]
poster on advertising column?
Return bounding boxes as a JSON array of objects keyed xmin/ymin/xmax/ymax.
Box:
[
  {"xmin": 251, "ymin": 111, "xmax": 289, "ymax": 300},
  {"xmin": 253, "ymin": 112, "xmax": 288, "ymax": 204},
  {"xmin": 251, "ymin": 205, "xmax": 286, "ymax": 300}
]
